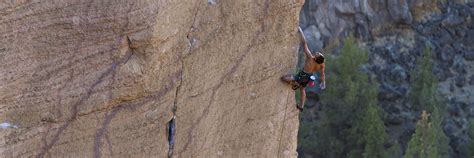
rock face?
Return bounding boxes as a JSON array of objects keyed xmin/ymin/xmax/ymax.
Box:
[
  {"xmin": 0, "ymin": 1, "xmax": 302, "ymax": 157},
  {"xmin": 299, "ymin": 0, "xmax": 473, "ymax": 157}
]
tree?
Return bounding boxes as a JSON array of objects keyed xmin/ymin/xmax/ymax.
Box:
[
  {"xmin": 359, "ymin": 103, "xmax": 389, "ymax": 158},
  {"xmin": 404, "ymin": 109, "xmax": 449, "ymax": 158},
  {"xmin": 405, "ymin": 46, "xmax": 449, "ymax": 158},
  {"xmin": 409, "ymin": 47, "xmax": 438, "ymax": 112},
  {"xmin": 349, "ymin": 68, "xmax": 389, "ymax": 158}
]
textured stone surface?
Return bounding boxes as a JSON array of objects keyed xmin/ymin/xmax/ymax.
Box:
[{"xmin": 0, "ymin": 1, "xmax": 302, "ymax": 157}]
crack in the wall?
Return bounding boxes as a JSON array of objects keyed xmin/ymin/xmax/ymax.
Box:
[
  {"xmin": 92, "ymin": 70, "xmax": 181, "ymax": 158},
  {"xmin": 184, "ymin": 1, "xmax": 201, "ymax": 57},
  {"xmin": 31, "ymin": 0, "xmax": 297, "ymax": 157},
  {"xmin": 168, "ymin": 54, "xmax": 183, "ymax": 158},
  {"xmin": 167, "ymin": 115, "xmax": 177, "ymax": 158},
  {"xmin": 167, "ymin": 2, "xmax": 202, "ymax": 157},
  {"xmin": 177, "ymin": 0, "xmax": 271, "ymax": 156},
  {"xmin": 168, "ymin": 57, "xmax": 184, "ymax": 158}
]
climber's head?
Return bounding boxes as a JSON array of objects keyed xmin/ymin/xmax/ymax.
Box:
[{"xmin": 314, "ymin": 52, "xmax": 324, "ymax": 64}]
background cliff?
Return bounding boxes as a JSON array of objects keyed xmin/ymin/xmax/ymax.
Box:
[
  {"xmin": 0, "ymin": 1, "xmax": 303, "ymax": 157},
  {"xmin": 298, "ymin": 0, "xmax": 473, "ymax": 157}
]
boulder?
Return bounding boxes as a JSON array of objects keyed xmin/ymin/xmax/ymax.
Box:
[
  {"xmin": 462, "ymin": 30, "xmax": 474, "ymax": 47},
  {"xmin": 387, "ymin": 0, "xmax": 413, "ymax": 25},
  {"xmin": 455, "ymin": 76, "xmax": 466, "ymax": 88},
  {"xmin": 379, "ymin": 83, "xmax": 407, "ymax": 102},
  {"xmin": 442, "ymin": 13, "xmax": 465, "ymax": 27},
  {"xmin": 463, "ymin": 50, "xmax": 474, "ymax": 60},
  {"xmin": 433, "ymin": 64, "xmax": 454, "ymax": 82},
  {"xmin": 335, "ymin": 2, "xmax": 356, "ymax": 15},
  {"xmin": 435, "ymin": 29, "xmax": 453, "ymax": 46},
  {"xmin": 389, "ymin": 64, "xmax": 408, "ymax": 82},
  {"xmin": 439, "ymin": 45, "xmax": 455, "ymax": 66},
  {"xmin": 469, "ymin": 75, "xmax": 474, "ymax": 85},
  {"xmin": 453, "ymin": 55, "xmax": 467, "ymax": 74}
]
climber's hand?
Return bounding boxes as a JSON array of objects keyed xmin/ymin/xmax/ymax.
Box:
[
  {"xmin": 298, "ymin": 27, "xmax": 307, "ymax": 43},
  {"xmin": 319, "ymin": 81, "xmax": 326, "ymax": 90}
]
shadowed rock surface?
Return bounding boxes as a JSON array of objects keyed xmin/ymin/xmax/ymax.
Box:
[{"xmin": 0, "ymin": 1, "xmax": 302, "ymax": 157}]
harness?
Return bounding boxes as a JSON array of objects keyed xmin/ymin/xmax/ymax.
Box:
[{"xmin": 293, "ymin": 70, "xmax": 316, "ymax": 89}]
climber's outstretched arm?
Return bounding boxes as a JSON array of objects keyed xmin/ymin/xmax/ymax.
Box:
[{"xmin": 298, "ymin": 27, "xmax": 314, "ymax": 59}]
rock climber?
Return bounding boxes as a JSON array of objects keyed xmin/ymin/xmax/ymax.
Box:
[{"xmin": 281, "ymin": 27, "xmax": 326, "ymax": 112}]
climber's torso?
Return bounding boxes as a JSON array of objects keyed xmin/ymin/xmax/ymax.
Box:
[{"xmin": 303, "ymin": 56, "xmax": 324, "ymax": 73}]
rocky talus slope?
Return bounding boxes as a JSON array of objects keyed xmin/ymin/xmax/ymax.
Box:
[
  {"xmin": 299, "ymin": 0, "xmax": 473, "ymax": 157},
  {"xmin": 1, "ymin": 1, "xmax": 302, "ymax": 157}
]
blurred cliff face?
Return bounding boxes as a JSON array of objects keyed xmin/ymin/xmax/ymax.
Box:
[{"xmin": 298, "ymin": 0, "xmax": 473, "ymax": 157}]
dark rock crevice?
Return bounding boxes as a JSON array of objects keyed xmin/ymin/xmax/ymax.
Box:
[
  {"xmin": 168, "ymin": 2, "xmax": 201, "ymax": 157},
  {"xmin": 178, "ymin": 0, "xmax": 271, "ymax": 156}
]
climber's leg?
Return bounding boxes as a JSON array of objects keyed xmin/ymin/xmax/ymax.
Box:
[
  {"xmin": 297, "ymin": 88, "xmax": 306, "ymax": 112},
  {"xmin": 281, "ymin": 74, "xmax": 294, "ymax": 83},
  {"xmin": 281, "ymin": 74, "xmax": 301, "ymax": 90}
]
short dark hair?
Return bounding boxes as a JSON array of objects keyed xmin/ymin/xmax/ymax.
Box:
[{"xmin": 315, "ymin": 55, "xmax": 324, "ymax": 64}]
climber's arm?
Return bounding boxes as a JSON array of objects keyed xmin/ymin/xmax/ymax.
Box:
[
  {"xmin": 319, "ymin": 64, "xmax": 326, "ymax": 89},
  {"xmin": 298, "ymin": 27, "xmax": 314, "ymax": 59}
]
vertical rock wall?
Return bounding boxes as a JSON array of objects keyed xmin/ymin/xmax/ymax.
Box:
[
  {"xmin": 299, "ymin": 0, "xmax": 473, "ymax": 156},
  {"xmin": 0, "ymin": 0, "xmax": 302, "ymax": 157}
]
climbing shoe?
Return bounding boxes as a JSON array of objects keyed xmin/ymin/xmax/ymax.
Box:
[{"xmin": 296, "ymin": 105, "xmax": 303, "ymax": 112}]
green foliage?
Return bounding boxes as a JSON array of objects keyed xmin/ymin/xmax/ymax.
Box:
[
  {"xmin": 409, "ymin": 47, "xmax": 439, "ymax": 112},
  {"xmin": 298, "ymin": 36, "xmax": 391, "ymax": 157},
  {"xmin": 359, "ymin": 104, "xmax": 389, "ymax": 158},
  {"xmin": 405, "ymin": 111, "xmax": 429, "ymax": 158},
  {"xmin": 386, "ymin": 141, "xmax": 402, "ymax": 158},
  {"xmin": 405, "ymin": 47, "xmax": 449, "ymax": 158},
  {"xmin": 297, "ymin": 113, "xmax": 318, "ymax": 150},
  {"xmin": 430, "ymin": 108, "xmax": 450, "ymax": 157},
  {"xmin": 404, "ymin": 109, "xmax": 449, "ymax": 158}
]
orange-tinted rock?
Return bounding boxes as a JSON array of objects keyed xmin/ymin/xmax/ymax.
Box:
[{"xmin": 1, "ymin": 1, "xmax": 302, "ymax": 157}]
